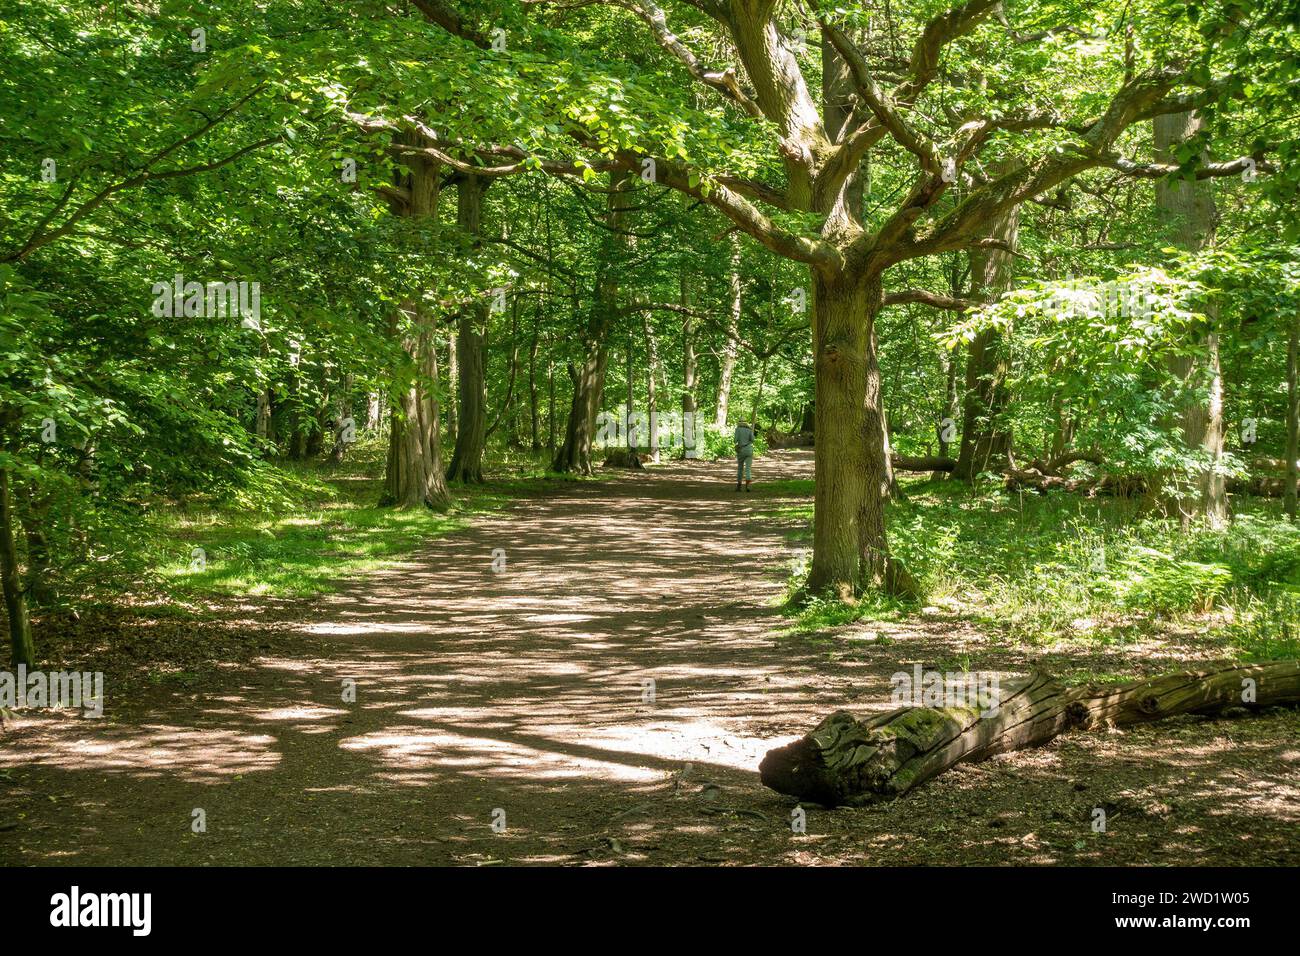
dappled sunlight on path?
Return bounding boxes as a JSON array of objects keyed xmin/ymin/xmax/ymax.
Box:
[{"xmin": 5, "ymin": 449, "xmax": 1299, "ymax": 866}]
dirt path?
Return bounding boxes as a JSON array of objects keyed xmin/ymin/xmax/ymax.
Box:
[{"xmin": 3, "ymin": 451, "xmax": 1298, "ymax": 865}]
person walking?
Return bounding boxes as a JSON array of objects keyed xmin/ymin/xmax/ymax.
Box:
[{"xmin": 734, "ymin": 420, "xmax": 755, "ymax": 491}]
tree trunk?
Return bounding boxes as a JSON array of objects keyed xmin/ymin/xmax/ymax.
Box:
[
  {"xmin": 803, "ymin": 269, "xmax": 914, "ymax": 599},
  {"xmin": 749, "ymin": 355, "xmax": 768, "ymax": 430},
  {"xmin": 953, "ymin": 204, "xmax": 1019, "ymax": 481},
  {"xmin": 484, "ymin": 297, "xmax": 521, "ymax": 443},
  {"xmin": 716, "ymin": 238, "xmax": 742, "ymax": 428},
  {"xmin": 446, "ymin": 175, "xmax": 489, "ymax": 483},
  {"xmin": 287, "ymin": 367, "xmax": 310, "ymax": 460},
  {"xmin": 255, "ymin": 388, "xmax": 271, "ymax": 442},
  {"xmin": 644, "ymin": 311, "xmax": 661, "ymax": 462},
  {"xmin": 552, "ymin": 346, "xmax": 610, "ymax": 475},
  {"xmin": 680, "ymin": 269, "xmax": 698, "ymax": 422},
  {"xmin": 760, "ymin": 661, "xmax": 1300, "ymax": 806},
  {"xmin": 805, "ymin": 271, "xmax": 900, "ymax": 598},
  {"xmin": 547, "ymin": 336, "xmax": 556, "ymax": 452},
  {"xmin": 1155, "ymin": 111, "xmax": 1226, "ymax": 527},
  {"xmin": 383, "ymin": 301, "xmax": 452, "ymax": 510},
  {"xmin": 381, "ymin": 146, "xmax": 452, "ymax": 510},
  {"xmin": 873, "ymin": 323, "xmax": 899, "ymax": 500},
  {"xmin": 1288, "ymin": 315, "xmax": 1298, "ymax": 521},
  {"xmin": 935, "ymin": 347, "xmax": 959, "ymax": 479},
  {"xmin": 306, "ymin": 367, "xmax": 328, "ymax": 458},
  {"xmin": 528, "ymin": 306, "xmax": 541, "ymax": 451},
  {"xmin": 447, "ymin": 329, "xmax": 458, "ymax": 442},
  {"xmin": 329, "ymin": 372, "xmax": 354, "ymax": 464},
  {"xmin": 254, "ymin": 338, "xmax": 271, "ymax": 442},
  {"xmin": 0, "ymin": 460, "xmax": 35, "ymax": 667},
  {"xmin": 552, "ymin": 170, "xmax": 629, "ymax": 474}
]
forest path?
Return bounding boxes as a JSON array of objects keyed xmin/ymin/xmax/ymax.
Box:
[
  {"xmin": 2, "ymin": 451, "xmax": 845, "ymax": 864},
  {"xmin": 4, "ymin": 449, "xmax": 1299, "ymax": 865}
]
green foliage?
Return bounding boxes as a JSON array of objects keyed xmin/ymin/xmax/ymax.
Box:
[
  {"xmin": 694, "ymin": 423, "xmax": 768, "ymax": 461},
  {"xmin": 1224, "ymin": 590, "xmax": 1300, "ymax": 662},
  {"xmin": 147, "ymin": 439, "xmax": 514, "ymax": 599},
  {"xmin": 775, "ymin": 474, "xmax": 1300, "ymax": 658},
  {"xmin": 1116, "ymin": 548, "xmax": 1234, "ymax": 614}
]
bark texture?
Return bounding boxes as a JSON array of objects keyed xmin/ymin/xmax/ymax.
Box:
[
  {"xmin": 1155, "ymin": 111, "xmax": 1226, "ymax": 526},
  {"xmin": 715, "ymin": 238, "xmax": 742, "ymax": 428},
  {"xmin": 552, "ymin": 170, "xmax": 630, "ymax": 474},
  {"xmin": 953, "ymin": 204, "xmax": 1019, "ymax": 481},
  {"xmin": 381, "ymin": 143, "xmax": 452, "ymax": 510},
  {"xmin": 760, "ymin": 661, "xmax": 1300, "ymax": 806},
  {"xmin": 446, "ymin": 175, "xmax": 489, "ymax": 483},
  {"xmin": 0, "ymin": 454, "xmax": 35, "ymax": 667},
  {"xmin": 1287, "ymin": 316, "xmax": 1298, "ymax": 520}
]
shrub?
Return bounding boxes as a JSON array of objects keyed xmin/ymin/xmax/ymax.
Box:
[{"xmin": 1118, "ymin": 547, "xmax": 1233, "ymax": 614}]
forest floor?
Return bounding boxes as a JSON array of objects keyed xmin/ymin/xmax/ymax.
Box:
[{"xmin": 2, "ymin": 449, "xmax": 1298, "ymax": 866}]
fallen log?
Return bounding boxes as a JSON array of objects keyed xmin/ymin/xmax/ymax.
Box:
[
  {"xmin": 891, "ymin": 454, "xmax": 957, "ymax": 472},
  {"xmin": 602, "ymin": 448, "xmax": 647, "ymax": 470},
  {"xmin": 1229, "ymin": 474, "xmax": 1300, "ymax": 498},
  {"xmin": 1019, "ymin": 449, "xmax": 1105, "ymax": 476},
  {"xmin": 1003, "ymin": 467, "xmax": 1148, "ymax": 497},
  {"xmin": 767, "ymin": 431, "xmax": 815, "ymax": 449},
  {"xmin": 1249, "ymin": 456, "xmax": 1300, "ymax": 473},
  {"xmin": 758, "ymin": 661, "xmax": 1300, "ymax": 807}
]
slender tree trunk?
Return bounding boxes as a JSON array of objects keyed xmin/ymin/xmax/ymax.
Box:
[
  {"xmin": 446, "ymin": 174, "xmax": 489, "ymax": 483},
  {"xmin": 21, "ymin": 518, "xmax": 53, "ymax": 606},
  {"xmin": 680, "ymin": 269, "xmax": 698, "ymax": 424},
  {"xmin": 287, "ymin": 366, "xmax": 311, "ymax": 460},
  {"xmin": 255, "ymin": 338, "xmax": 271, "ymax": 442},
  {"xmin": 750, "ymin": 356, "xmax": 768, "ymax": 429},
  {"xmin": 447, "ymin": 330, "xmax": 458, "ymax": 442},
  {"xmin": 255, "ymin": 389, "xmax": 271, "ymax": 442},
  {"xmin": 716, "ymin": 239, "xmax": 742, "ymax": 429},
  {"xmin": 484, "ymin": 297, "xmax": 521, "ymax": 443},
  {"xmin": 644, "ymin": 311, "xmax": 661, "ymax": 462},
  {"xmin": 528, "ymin": 307, "xmax": 541, "ymax": 451},
  {"xmin": 874, "ymin": 323, "xmax": 899, "ymax": 499},
  {"xmin": 329, "ymin": 372, "xmax": 354, "ymax": 464},
  {"xmin": 934, "ymin": 348, "xmax": 959, "ymax": 480},
  {"xmin": 306, "ymin": 366, "xmax": 328, "ymax": 458},
  {"xmin": 547, "ymin": 337, "xmax": 556, "ymax": 452},
  {"xmin": 1287, "ymin": 315, "xmax": 1299, "ymax": 521},
  {"xmin": 0, "ymin": 454, "xmax": 35, "ymax": 667},
  {"xmin": 626, "ymin": 333, "xmax": 636, "ymax": 450}
]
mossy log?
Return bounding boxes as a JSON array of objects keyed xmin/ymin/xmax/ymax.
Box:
[{"xmin": 758, "ymin": 661, "xmax": 1300, "ymax": 807}]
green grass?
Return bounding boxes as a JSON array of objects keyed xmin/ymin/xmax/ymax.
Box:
[
  {"xmin": 766, "ymin": 475, "xmax": 1300, "ymax": 658},
  {"xmin": 146, "ymin": 440, "xmax": 561, "ymax": 599}
]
